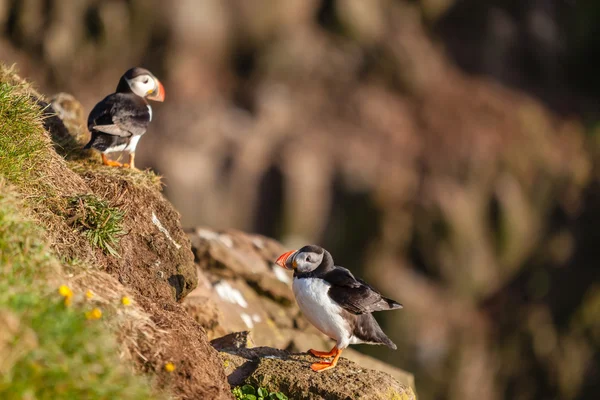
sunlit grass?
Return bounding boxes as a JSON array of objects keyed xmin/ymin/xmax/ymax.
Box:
[
  {"xmin": 0, "ymin": 183, "xmax": 157, "ymax": 400},
  {"xmin": 0, "ymin": 82, "xmax": 49, "ymax": 187}
]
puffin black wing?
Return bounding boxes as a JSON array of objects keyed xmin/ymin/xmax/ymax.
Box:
[
  {"xmin": 324, "ymin": 267, "xmax": 402, "ymax": 315},
  {"xmin": 85, "ymin": 93, "xmax": 151, "ymax": 150}
]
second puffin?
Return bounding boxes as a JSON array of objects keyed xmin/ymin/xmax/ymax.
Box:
[
  {"xmin": 276, "ymin": 245, "xmax": 402, "ymax": 372},
  {"xmin": 84, "ymin": 67, "xmax": 165, "ymax": 169}
]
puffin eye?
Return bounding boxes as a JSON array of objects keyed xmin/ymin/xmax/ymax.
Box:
[
  {"xmin": 143, "ymin": 78, "xmax": 149, "ymax": 84},
  {"xmin": 306, "ymin": 255, "xmax": 312, "ymax": 263}
]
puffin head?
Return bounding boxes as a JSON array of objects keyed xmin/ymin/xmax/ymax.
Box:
[
  {"xmin": 117, "ymin": 67, "xmax": 165, "ymax": 102},
  {"xmin": 275, "ymin": 245, "xmax": 326, "ymax": 273}
]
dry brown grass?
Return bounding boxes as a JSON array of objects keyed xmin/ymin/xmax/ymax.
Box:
[{"xmin": 67, "ymin": 269, "xmax": 166, "ymax": 365}]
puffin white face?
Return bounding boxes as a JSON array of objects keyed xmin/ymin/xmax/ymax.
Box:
[
  {"xmin": 127, "ymin": 74, "xmax": 157, "ymax": 98},
  {"xmin": 276, "ymin": 245, "xmax": 324, "ymax": 273},
  {"xmin": 294, "ymin": 250, "xmax": 324, "ymax": 273}
]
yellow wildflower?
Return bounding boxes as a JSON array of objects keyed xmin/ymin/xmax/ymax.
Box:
[
  {"xmin": 85, "ymin": 308, "xmax": 102, "ymax": 320},
  {"xmin": 58, "ymin": 285, "xmax": 72, "ymax": 298},
  {"xmin": 85, "ymin": 290, "xmax": 94, "ymax": 299},
  {"xmin": 164, "ymin": 362, "xmax": 176, "ymax": 372},
  {"xmin": 121, "ymin": 296, "xmax": 131, "ymax": 306},
  {"xmin": 59, "ymin": 285, "xmax": 73, "ymax": 306}
]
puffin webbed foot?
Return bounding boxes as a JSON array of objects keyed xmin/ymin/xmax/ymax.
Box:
[
  {"xmin": 310, "ymin": 361, "xmax": 336, "ymax": 372},
  {"xmin": 309, "ymin": 347, "xmax": 342, "ymax": 372},
  {"xmin": 309, "ymin": 346, "xmax": 338, "ymax": 358},
  {"xmin": 102, "ymin": 154, "xmax": 124, "ymax": 168}
]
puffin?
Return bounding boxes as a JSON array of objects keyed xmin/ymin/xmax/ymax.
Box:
[
  {"xmin": 84, "ymin": 67, "xmax": 165, "ymax": 169},
  {"xmin": 276, "ymin": 245, "xmax": 402, "ymax": 372}
]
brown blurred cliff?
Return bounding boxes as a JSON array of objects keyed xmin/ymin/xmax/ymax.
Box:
[{"xmin": 1, "ymin": 1, "xmax": 599, "ymax": 400}]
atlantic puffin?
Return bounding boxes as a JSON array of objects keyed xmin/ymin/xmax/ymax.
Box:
[
  {"xmin": 84, "ymin": 67, "xmax": 165, "ymax": 169},
  {"xmin": 276, "ymin": 245, "xmax": 402, "ymax": 372}
]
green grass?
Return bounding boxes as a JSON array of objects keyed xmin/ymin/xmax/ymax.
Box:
[
  {"xmin": 0, "ymin": 66, "xmax": 85, "ymax": 264},
  {"xmin": 0, "ymin": 81, "xmax": 49, "ymax": 187},
  {"xmin": 0, "ymin": 183, "xmax": 158, "ymax": 400},
  {"xmin": 232, "ymin": 384, "xmax": 288, "ymax": 400},
  {"xmin": 66, "ymin": 194, "xmax": 126, "ymax": 257}
]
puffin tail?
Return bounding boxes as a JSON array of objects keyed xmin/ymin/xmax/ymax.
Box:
[
  {"xmin": 383, "ymin": 296, "xmax": 403, "ymax": 311},
  {"xmin": 381, "ymin": 334, "xmax": 397, "ymax": 350},
  {"xmin": 356, "ymin": 313, "xmax": 398, "ymax": 349}
]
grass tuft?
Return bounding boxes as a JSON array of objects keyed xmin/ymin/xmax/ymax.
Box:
[
  {"xmin": 232, "ymin": 384, "xmax": 288, "ymax": 400},
  {"xmin": 0, "ymin": 82, "xmax": 49, "ymax": 186},
  {"xmin": 66, "ymin": 195, "xmax": 126, "ymax": 257}
]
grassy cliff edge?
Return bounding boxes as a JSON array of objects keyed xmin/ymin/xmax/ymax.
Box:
[{"xmin": 0, "ymin": 65, "xmax": 231, "ymax": 399}]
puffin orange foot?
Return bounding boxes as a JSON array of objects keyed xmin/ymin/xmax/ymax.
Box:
[
  {"xmin": 101, "ymin": 154, "xmax": 123, "ymax": 167},
  {"xmin": 105, "ymin": 160, "xmax": 123, "ymax": 167},
  {"xmin": 127, "ymin": 153, "xmax": 137, "ymax": 170},
  {"xmin": 309, "ymin": 348, "xmax": 342, "ymax": 372},
  {"xmin": 309, "ymin": 346, "xmax": 337, "ymax": 358},
  {"xmin": 310, "ymin": 361, "xmax": 336, "ymax": 372}
]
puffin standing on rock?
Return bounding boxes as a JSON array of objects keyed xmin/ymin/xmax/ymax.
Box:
[
  {"xmin": 84, "ymin": 67, "xmax": 165, "ymax": 169},
  {"xmin": 276, "ymin": 245, "xmax": 402, "ymax": 372}
]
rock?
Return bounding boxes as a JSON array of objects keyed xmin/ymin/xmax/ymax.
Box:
[
  {"xmin": 49, "ymin": 92, "xmax": 88, "ymax": 144},
  {"xmin": 183, "ymin": 292, "xmax": 227, "ymax": 340},
  {"xmin": 187, "ymin": 228, "xmax": 297, "ymax": 340},
  {"xmin": 211, "ymin": 331, "xmax": 253, "ymax": 351},
  {"xmin": 219, "ymin": 347, "xmax": 416, "ymax": 400},
  {"xmin": 190, "ymin": 227, "xmax": 294, "ymax": 304}
]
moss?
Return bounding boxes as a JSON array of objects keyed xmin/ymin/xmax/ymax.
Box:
[{"xmin": 385, "ymin": 388, "xmax": 415, "ymax": 400}]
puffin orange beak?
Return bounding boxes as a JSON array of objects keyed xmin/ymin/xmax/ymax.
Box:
[
  {"xmin": 276, "ymin": 250, "xmax": 297, "ymax": 270},
  {"xmin": 147, "ymin": 80, "xmax": 165, "ymax": 102}
]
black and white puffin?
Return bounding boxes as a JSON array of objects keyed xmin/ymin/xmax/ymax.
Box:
[
  {"xmin": 84, "ymin": 67, "xmax": 165, "ymax": 169},
  {"xmin": 276, "ymin": 245, "xmax": 402, "ymax": 372}
]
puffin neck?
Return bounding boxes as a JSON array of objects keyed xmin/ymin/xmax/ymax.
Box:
[
  {"xmin": 293, "ymin": 250, "xmax": 335, "ymax": 279},
  {"xmin": 116, "ymin": 77, "xmax": 133, "ymax": 94}
]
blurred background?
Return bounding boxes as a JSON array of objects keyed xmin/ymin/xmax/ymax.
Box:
[{"xmin": 1, "ymin": 0, "xmax": 599, "ymax": 399}]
